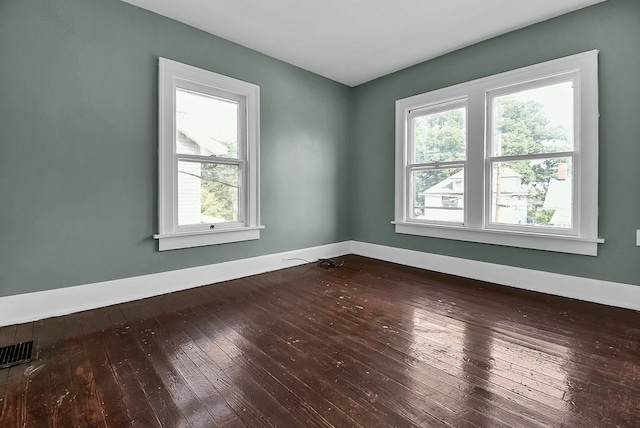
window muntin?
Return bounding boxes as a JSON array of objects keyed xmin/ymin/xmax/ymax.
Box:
[
  {"xmin": 155, "ymin": 58, "xmax": 261, "ymax": 251},
  {"xmin": 394, "ymin": 51, "xmax": 600, "ymax": 256},
  {"xmin": 408, "ymin": 101, "xmax": 467, "ymax": 224}
]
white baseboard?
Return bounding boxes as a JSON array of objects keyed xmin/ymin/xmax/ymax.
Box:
[
  {"xmin": 0, "ymin": 241, "xmax": 351, "ymax": 327},
  {"xmin": 351, "ymin": 241, "xmax": 640, "ymax": 311},
  {"xmin": 2, "ymin": 240, "xmax": 638, "ymax": 327}
]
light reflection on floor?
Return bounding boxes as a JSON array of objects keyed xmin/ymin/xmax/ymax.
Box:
[{"xmin": 407, "ymin": 300, "xmax": 577, "ymax": 423}]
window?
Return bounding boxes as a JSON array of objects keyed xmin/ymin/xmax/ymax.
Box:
[
  {"xmin": 154, "ymin": 58, "xmax": 262, "ymax": 251},
  {"xmin": 409, "ymin": 100, "xmax": 467, "ymax": 224},
  {"xmin": 394, "ymin": 51, "xmax": 602, "ymax": 255}
]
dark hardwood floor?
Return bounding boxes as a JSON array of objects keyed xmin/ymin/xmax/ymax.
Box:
[{"xmin": 1, "ymin": 255, "xmax": 639, "ymax": 427}]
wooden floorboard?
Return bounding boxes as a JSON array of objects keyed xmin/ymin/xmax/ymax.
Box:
[{"xmin": 1, "ymin": 255, "xmax": 639, "ymax": 427}]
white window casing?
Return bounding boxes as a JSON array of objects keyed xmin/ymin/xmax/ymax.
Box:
[
  {"xmin": 394, "ymin": 50, "xmax": 603, "ymax": 256},
  {"xmin": 154, "ymin": 58, "xmax": 263, "ymax": 251}
]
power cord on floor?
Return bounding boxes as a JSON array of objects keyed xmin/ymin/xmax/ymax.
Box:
[
  {"xmin": 317, "ymin": 258, "xmax": 344, "ymax": 268},
  {"xmin": 282, "ymin": 257, "xmax": 344, "ymax": 268},
  {"xmin": 282, "ymin": 257, "xmax": 313, "ymax": 263}
]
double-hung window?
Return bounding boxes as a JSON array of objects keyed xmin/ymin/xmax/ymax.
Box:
[
  {"xmin": 155, "ymin": 58, "xmax": 262, "ymax": 251},
  {"xmin": 395, "ymin": 51, "xmax": 602, "ymax": 255},
  {"xmin": 407, "ymin": 100, "xmax": 467, "ymax": 224}
]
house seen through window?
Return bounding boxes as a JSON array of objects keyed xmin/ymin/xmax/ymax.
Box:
[
  {"xmin": 176, "ymin": 89, "xmax": 241, "ymax": 226},
  {"xmin": 489, "ymin": 81, "xmax": 575, "ymax": 229},
  {"xmin": 395, "ymin": 51, "xmax": 601, "ymax": 255},
  {"xmin": 155, "ymin": 58, "xmax": 262, "ymax": 251}
]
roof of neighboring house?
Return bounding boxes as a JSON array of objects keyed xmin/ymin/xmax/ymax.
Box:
[
  {"xmin": 423, "ymin": 167, "xmax": 526, "ymax": 195},
  {"xmin": 177, "ymin": 127, "xmax": 231, "ymax": 157},
  {"xmin": 423, "ymin": 170, "xmax": 464, "ymax": 195},
  {"xmin": 542, "ymin": 177, "xmax": 572, "ymax": 210},
  {"xmin": 543, "ymin": 177, "xmax": 572, "ymax": 226}
]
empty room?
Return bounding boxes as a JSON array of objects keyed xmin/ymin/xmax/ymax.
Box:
[{"xmin": 1, "ymin": 0, "xmax": 639, "ymax": 426}]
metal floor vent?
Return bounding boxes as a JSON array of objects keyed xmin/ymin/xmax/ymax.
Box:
[{"xmin": 0, "ymin": 341, "xmax": 34, "ymax": 369}]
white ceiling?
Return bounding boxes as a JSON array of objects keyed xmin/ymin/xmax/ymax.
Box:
[{"xmin": 121, "ymin": 0, "xmax": 606, "ymax": 87}]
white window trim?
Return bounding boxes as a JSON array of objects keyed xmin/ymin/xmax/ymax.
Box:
[
  {"xmin": 394, "ymin": 50, "xmax": 603, "ymax": 256},
  {"xmin": 154, "ymin": 58, "xmax": 263, "ymax": 251}
]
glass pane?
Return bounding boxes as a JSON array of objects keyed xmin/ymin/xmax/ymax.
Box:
[
  {"xmin": 413, "ymin": 107, "xmax": 466, "ymax": 163},
  {"xmin": 178, "ymin": 161, "xmax": 239, "ymax": 225},
  {"xmin": 490, "ymin": 158, "xmax": 572, "ymax": 228},
  {"xmin": 176, "ymin": 89, "xmax": 239, "ymax": 158},
  {"xmin": 492, "ymin": 81, "xmax": 574, "ymax": 156},
  {"xmin": 411, "ymin": 168, "xmax": 464, "ymax": 223}
]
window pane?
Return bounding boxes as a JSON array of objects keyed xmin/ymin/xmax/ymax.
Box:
[
  {"xmin": 178, "ymin": 161, "xmax": 239, "ymax": 225},
  {"xmin": 413, "ymin": 107, "xmax": 466, "ymax": 163},
  {"xmin": 411, "ymin": 168, "xmax": 464, "ymax": 223},
  {"xmin": 176, "ymin": 89, "xmax": 239, "ymax": 158},
  {"xmin": 490, "ymin": 158, "xmax": 572, "ymax": 228},
  {"xmin": 492, "ymin": 81, "xmax": 574, "ymax": 156}
]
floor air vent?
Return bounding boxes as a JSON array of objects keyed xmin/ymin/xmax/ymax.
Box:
[{"xmin": 0, "ymin": 341, "xmax": 34, "ymax": 369}]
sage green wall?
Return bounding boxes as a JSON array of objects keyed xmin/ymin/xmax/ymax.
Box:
[
  {"xmin": 349, "ymin": 0, "xmax": 640, "ymax": 285},
  {"xmin": 0, "ymin": 0, "xmax": 352, "ymax": 297},
  {"xmin": 2, "ymin": 0, "xmax": 638, "ymax": 300}
]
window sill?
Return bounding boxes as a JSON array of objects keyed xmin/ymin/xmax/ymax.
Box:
[
  {"xmin": 153, "ymin": 226, "xmax": 264, "ymax": 251},
  {"xmin": 392, "ymin": 222, "xmax": 603, "ymax": 256}
]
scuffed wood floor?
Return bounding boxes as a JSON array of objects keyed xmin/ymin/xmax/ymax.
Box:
[{"xmin": 1, "ymin": 255, "xmax": 639, "ymax": 427}]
